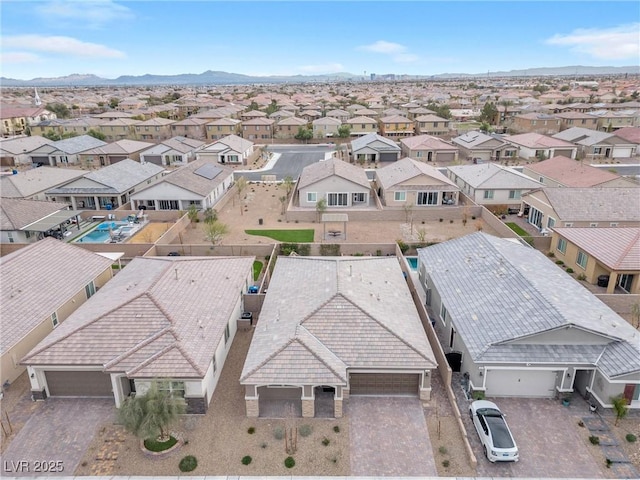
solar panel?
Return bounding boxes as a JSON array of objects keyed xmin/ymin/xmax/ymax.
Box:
[{"xmin": 194, "ymin": 163, "xmax": 222, "ymax": 180}]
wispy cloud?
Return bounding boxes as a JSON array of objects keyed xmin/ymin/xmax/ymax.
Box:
[
  {"xmin": 298, "ymin": 63, "xmax": 345, "ymax": 73},
  {"xmin": 1, "ymin": 52, "xmax": 41, "ymax": 63},
  {"xmin": 36, "ymin": 0, "xmax": 134, "ymax": 28},
  {"xmin": 2, "ymin": 35, "xmax": 126, "ymax": 58},
  {"xmin": 546, "ymin": 23, "xmax": 639, "ymax": 60},
  {"xmin": 357, "ymin": 40, "xmax": 420, "ymax": 63}
]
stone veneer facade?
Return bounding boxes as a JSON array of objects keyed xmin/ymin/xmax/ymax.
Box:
[
  {"xmin": 302, "ymin": 398, "xmax": 314, "ymax": 418},
  {"xmin": 246, "ymin": 398, "xmax": 259, "ymax": 417},
  {"xmin": 334, "ymin": 398, "xmax": 343, "ymax": 418}
]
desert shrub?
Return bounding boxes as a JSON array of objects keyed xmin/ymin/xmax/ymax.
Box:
[
  {"xmin": 397, "ymin": 240, "xmax": 409, "ymax": 254},
  {"xmin": 299, "ymin": 424, "xmax": 313, "ymax": 437},
  {"xmin": 555, "ymin": 260, "xmax": 564, "ymax": 265},
  {"xmin": 577, "ymin": 273, "xmax": 587, "ymax": 281},
  {"xmin": 322, "ymin": 437, "xmax": 330, "ymax": 446},
  {"xmin": 547, "ymin": 252, "xmax": 555, "ymax": 257},
  {"xmin": 333, "ymin": 425, "xmax": 340, "ymax": 433},
  {"xmin": 566, "ymin": 267, "xmax": 574, "ymax": 273},
  {"xmin": 442, "ymin": 459, "xmax": 450, "ymax": 468},
  {"xmin": 438, "ymin": 446, "xmax": 448, "ymax": 454},
  {"xmin": 589, "ymin": 435, "xmax": 600, "ymax": 445},
  {"xmin": 284, "ymin": 456, "xmax": 295, "ymax": 468},
  {"xmin": 472, "ymin": 391, "xmax": 485, "ymax": 400},
  {"xmin": 578, "ymin": 420, "xmax": 585, "ymax": 427},
  {"xmin": 626, "ymin": 433, "xmax": 637, "ymax": 443},
  {"xmin": 261, "ymin": 442, "xmax": 267, "ymax": 448},
  {"xmin": 144, "ymin": 436, "xmax": 177, "ymax": 452},
  {"xmin": 247, "ymin": 427, "xmax": 255, "ymax": 434},
  {"xmin": 449, "ymin": 219, "xmax": 454, "ymax": 223},
  {"xmin": 320, "ymin": 244, "xmax": 341, "ymax": 256},
  {"xmin": 439, "ymin": 218, "xmax": 443, "ymax": 222},
  {"xmin": 241, "ymin": 455, "xmax": 252, "ymax": 465},
  {"xmin": 273, "ymin": 426, "xmax": 284, "ymax": 440},
  {"xmin": 179, "ymin": 455, "xmax": 198, "ymax": 472}
]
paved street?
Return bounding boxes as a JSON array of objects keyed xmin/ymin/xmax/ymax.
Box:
[{"xmin": 236, "ymin": 144, "xmax": 335, "ymax": 181}]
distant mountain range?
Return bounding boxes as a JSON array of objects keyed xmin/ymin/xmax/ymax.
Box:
[{"xmin": 2, "ymin": 66, "xmax": 638, "ymax": 87}]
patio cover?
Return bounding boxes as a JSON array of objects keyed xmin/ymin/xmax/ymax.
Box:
[{"xmin": 20, "ymin": 210, "xmax": 82, "ymax": 232}]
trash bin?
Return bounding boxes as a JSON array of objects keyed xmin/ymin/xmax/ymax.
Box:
[
  {"xmin": 258, "ymin": 218, "xmax": 263, "ymax": 225},
  {"xmin": 597, "ymin": 275, "xmax": 610, "ymax": 287}
]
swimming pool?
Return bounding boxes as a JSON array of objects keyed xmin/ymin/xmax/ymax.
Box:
[
  {"xmin": 75, "ymin": 229, "xmax": 111, "ymax": 243},
  {"xmin": 96, "ymin": 221, "xmax": 128, "ymax": 231},
  {"xmin": 406, "ymin": 256, "xmax": 418, "ymax": 271}
]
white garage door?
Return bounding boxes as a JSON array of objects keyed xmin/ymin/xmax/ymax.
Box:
[{"xmin": 485, "ymin": 369, "xmax": 557, "ymax": 398}]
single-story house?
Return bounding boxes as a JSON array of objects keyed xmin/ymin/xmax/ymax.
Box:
[
  {"xmin": 0, "ymin": 198, "xmax": 81, "ymax": 243},
  {"xmin": 296, "ymin": 158, "xmax": 371, "ymax": 208},
  {"xmin": 130, "ymin": 159, "xmax": 233, "ymax": 211},
  {"xmin": 552, "ymin": 127, "xmax": 636, "ymax": 161},
  {"xmin": 521, "ymin": 187, "xmax": 640, "ymax": 231},
  {"xmin": 1, "ymin": 238, "xmax": 113, "ymax": 385},
  {"xmin": 451, "ymin": 131, "xmax": 518, "ymax": 162},
  {"xmin": 351, "ymin": 133, "xmax": 401, "ymax": 163},
  {"xmin": 522, "ymin": 156, "xmax": 635, "ymax": 188},
  {"xmin": 240, "ymin": 256, "xmax": 437, "ymax": 418},
  {"xmin": 0, "ymin": 167, "xmax": 85, "ymax": 201},
  {"xmin": 77, "ymin": 139, "xmax": 155, "ymax": 167},
  {"xmin": 0, "ymin": 135, "xmax": 54, "ymax": 167},
  {"xmin": 612, "ymin": 127, "xmax": 640, "ymax": 154},
  {"xmin": 23, "ymin": 256, "xmax": 255, "ymax": 413},
  {"xmin": 417, "ymin": 232, "xmax": 640, "ymax": 409},
  {"xmin": 27, "ymin": 135, "xmax": 107, "ymax": 167},
  {"xmin": 197, "ymin": 134, "xmax": 254, "ymax": 165},
  {"xmin": 447, "ymin": 163, "xmax": 543, "ymax": 208},
  {"xmin": 139, "ymin": 136, "xmax": 205, "ymax": 167},
  {"xmin": 400, "ymin": 135, "xmax": 459, "ymax": 163},
  {"xmin": 45, "ymin": 159, "xmax": 165, "ymax": 210},
  {"xmin": 376, "ymin": 157, "xmax": 460, "ymax": 207},
  {"xmin": 504, "ymin": 133, "xmax": 577, "ymax": 160},
  {"xmin": 551, "ymin": 227, "xmax": 640, "ymax": 294}
]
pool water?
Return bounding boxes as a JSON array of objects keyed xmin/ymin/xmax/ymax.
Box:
[
  {"xmin": 407, "ymin": 257, "xmax": 418, "ymax": 271},
  {"xmin": 75, "ymin": 230, "xmax": 111, "ymax": 243},
  {"xmin": 97, "ymin": 221, "xmax": 128, "ymax": 231}
]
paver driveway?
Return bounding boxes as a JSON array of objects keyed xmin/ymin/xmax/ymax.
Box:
[
  {"xmin": 349, "ymin": 396, "xmax": 437, "ymax": 476},
  {"xmin": 463, "ymin": 397, "xmax": 604, "ymax": 477},
  {"xmin": 238, "ymin": 144, "xmax": 333, "ymax": 181},
  {"xmin": 1, "ymin": 398, "xmax": 114, "ymax": 477}
]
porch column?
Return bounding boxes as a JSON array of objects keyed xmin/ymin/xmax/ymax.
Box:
[
  {"xmin": 154, "ymin": 200, "xmax": 160, "ymax": 211},
  {"xmin": 301, "ymin": 385, "xmax": 314, "ymax": 418},
  {"xmin": 70, "ymin": 197, "xmax": 78, "ymax": 210},
  {"xmin": 606, "ymin": 273, "xmax": 618, "ymax": 294},
  {"xmin": 334, "ymin": 386, "xmax": 343, "ymax": 418},
  {"xmin": 94, "ymin": 196, "xmax": 101, "ymax": 210},
  {"xmin": 420, "ymin": 371, "xmax": 432, "ymax": 401},
  {"xmin": 245, "ymin": 385, "xmax": 259, "ymax": 417}
]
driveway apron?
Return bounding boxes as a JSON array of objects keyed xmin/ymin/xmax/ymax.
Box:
[
  {"xmin": 349, "ymin": 396, "xmax": 437, "ymax": 476},
  {"xmin": 1, "ymin": 398, "xmax": 114, "ymax": 477}
]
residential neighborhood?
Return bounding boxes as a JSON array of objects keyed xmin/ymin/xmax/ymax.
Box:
[{"xmin": 1, "ymin": 20, "xmax": 640, "ymax": 479}]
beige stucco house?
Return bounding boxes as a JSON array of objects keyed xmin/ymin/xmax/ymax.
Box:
[
  {"xmin": 345, "ymin": 116, "xmax": 378, "ymax": 136},
  {"xmin": 414, "ymin": 114, "xmax": 450, "ymax": 136},
  {"xmin": 451, "ymin": 131, "xmax": 517, "ymax": 162},
  {"xmin": 78, "ymin": 139, "xmax": 155, "ymax": 167},
  {"xmin": 197, "ymin": 134, "xmax": 254, "ymax": 165},
  {"xmin": 522, "ymin": 156, "xmax": 635, "ymax": 188},
  {"xmin": 1, "ymin": 238, "xmax": 113, "ymax": 385},
  {"xmin": 22, "ymin": 256, "xmax": 255, "ymax": 413},
  {"xmin": 134, "ymin": 117, "xmax": 175, "ymax": 142},
  {"xmin": 550, "ymin": 227, "xmax": 640, "ymax": 294},
  {"xmin": 206, "ymin": 118, "xmax": 241, "ymax": 141},
  {"xmin": 312, "ymin": 117, "xmax": 342, "ymax": 139},
  {"xmin": 379, "ymin": 114, "xmax": 415, "ymax": 139},
  {"xmin": 240, "ymin": 256, "xmax": 437, "ymax": 418},
  {"xmin": 400, "ymin": 135, "xmax": 459, "ymax": 163}
]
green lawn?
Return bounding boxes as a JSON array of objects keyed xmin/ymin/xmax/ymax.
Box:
[
  {"xmin": 252, "ymin": 260, "xmax": 263, "ymax": 281},
  {"xmin": 244, "ymin": 229, "xmax": 314, "ymax": 242},
  {"xmin": 505, "ymin": 222, "xmax": 529, "ymax": 237}
]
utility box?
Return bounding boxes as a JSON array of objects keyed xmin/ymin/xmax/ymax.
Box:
[{"xmin": 238, "ymin": 312, "xmax": 253, "ymax": 330}]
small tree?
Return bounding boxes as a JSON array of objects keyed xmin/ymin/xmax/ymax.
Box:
[
  {"xmin": 315, "ymin": 198, "xmax": 327, "ymax": 222},
  {"xmin": 611, "ymin": 395, "xmax": 629, "ymax": 426},
  {"xmin": 187, "ymin": 204, "xmax": 199, "ymax": 228},
  {"xmin": 204, "ymin": 220, "xmax": 229, "ymax": 246},
  {"xmin": 235, "ymin": 176, "xmax": 247, "ymax": 215},
  {"xmin": 118, "ymin": 380, "xmax": 185, "ymax": 441},
  {"xmin": 337, "ymin": 124, "xmax": 351, "ymax": 138},
  {"xmin": 479, "ymin": 102, "xmax": 498, "ymax": 124},
  {"xmin": 109, "ymin": 97, "xmax": 120, "ymax": 109},
  {"xmin": 203, "ymin": 207, "xmax": 217, "ymax": 224},
  {"xmin": 281, "ymin": 175, "xmax": 294, "ymax": 197},
  {"xmin": 279, "ymin": 195, "xmax": 288, "ymax": 215},
  {"xmin": 87, "ymin": 129, "xmax": 106, "ymax": 141},
  {"xmin": 294, "ymin": 127, "xmax": 313, "ymax": 143}
]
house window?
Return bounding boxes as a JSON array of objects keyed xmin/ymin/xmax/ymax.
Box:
[
  {"xmin": 224, "ymin": 323, "xmax": 230, "ymax": 345},
  {"xmin": 85, "ymin": 281, "xmax": 96, "ymax": 299},
  {"xmin": 417, "ymin": 191, "xmax": 438, "ymax": 205},
  {"xmin": 440, "ymin": 303, "xmax": 447, "ymax": 325},
  {"xmin": 557, "ymin": 238, "xmax": 567, "ymax": 254},
  {"xmin": 7, "ymin": 232, "xmax": 14, "ymax": 243},
  {"xmin": 539, "ymin": 176, "xmax": 544, "ymax": 183},
  {"xmin": 508, "ymin": 190, "xmax": 521, "ymax": 199},
  {"xmin": 589, "ymin": 223, "xmax": 598, "ymax": 227},
  {"xmin": 394, "ymin": 191, "xmax": 406, "ymax": 202},
  {"xmin": 353, "ymin": 192, "xmax": 366, "ymax": 203},
  {"xmin": 416, "ymin": 151, "xmax": 423, "ymax": 157},
  {"xmin": 610, "ymin": 222, "xmax": 618, "ymax": 227},
  {"xmin": 327, "ymin": 193, "xmax": 348, "ymax": 206},
  {"xmin": 158, "ymin": 380, "xmax": 185, "ymax": 399},
  {"xmin": 159, "ymin": 200, "xmax": 179, "ymax": 210},
  {"xmin": 212, "ymin": 356, "xmax": 217, "ymax": 374},
  {"xmin": 564, "ymin": 222, "xmax": 573, "ymax": 227},
  {"xmin": 51, "ymin": 312, "xmax": 59, "ymax": 328},
  {"xmin": 228, "ymin": 155, "xmax": 239, "ymax": 162},
  {"xmin": 547, "ymin": 217, "xmax": 556, "ymax": 228},
  {"xmin": 307, "ymin": 192, "xmax": 317, "ymax": 203},
  {"xmin": 576, "ymin": 251, "xmax": 588, "ymax": 269},
  {"xmin": 483, "ymin": 190, "xmax": 495, "ymax": 199}
]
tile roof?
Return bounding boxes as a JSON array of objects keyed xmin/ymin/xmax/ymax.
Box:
[
  {"xmin": 351, "ymin": 133, "xmax": 400, "ymax": 152},
  {"xmin": 614, "ymin": 127, "xmax": 640, "ymax": 144},
  {"xmin": 401, "ymin": 134, "xmax": 457, "ymax": 151},
  {"xmin": 50, "ymin": 135, "xmax": 107, "ymax": 154},
  {"xmin": 23, "ymin": 256, "xmax": 254, "ymax": 378},
  {"xmin": 417, "ymin": 232, "xmax": 640, "ymax": 377},
  {"xmin": 298, "ymin": 158, "xmax": 370, "ymax": 189},
  {"xmin": 505, "ymin": 132, "xmax": 576, "ymax": 149},
  {"xmin": 380, "ymin": 114, "xmax": 413, "ymax": 123},
  {"xmin": 0, "ymin": 135, "xmax": 53, "ymax": 155},
  {"xmin": 553, "ymin": 227, "xmax": 640, "ymax": 270},
  {"xmin": 376, "ymin": 157, "xmax": 458, "ymax": 190},
  {"xmin": 133, "ymin": 159, "xmax": 232, "ymax": 197},
  {"xmin": 525, "ymin": 156, "xmax": 620, "ymax": 187},
  {"xmin": 240, "ymin": 257, "xmax": 436, "ymax": 385},
  {"xmin": 0, "ymin": 167, "xmax": 85, "ymax": 198},
  {"xmin": 346, "ymin": 116, "xmax": 378, "ymax": 125},
  {"xmin": 202, "ymin": 134, "xmax": 253, "ymax": 154},
  {"xmin": 447, "ymin": 163, "xmax": 543, "ymax": 190},
  {"xmin": 0, "ymin": 198, "xmax": 70, "ymax": 230},
  {"xmin": 0, "ymin": 238, "xmax": 113, "ymax": 355},
  {"xmin": 80, "ymin": 139, "xmax": 155, "ymax": 155},
  {"xmin": 452, "ymin": 131, "xmax": 507, "ymax": 149}
]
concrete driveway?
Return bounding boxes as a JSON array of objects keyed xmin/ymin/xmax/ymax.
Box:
[
  {"xmin": 237, "ymin": 144, "xmax": 334, "ymax": 181},
  {"xmin": 462, "ymin": 397, "xmax": 604, "ymax": 477},
  {"xmin": 1, "ymin": 398, "xmax": 114, "ymax": 477},
  {"xmin": 348, "ymin": 396, "xmax": 437, "ymax": 476}
]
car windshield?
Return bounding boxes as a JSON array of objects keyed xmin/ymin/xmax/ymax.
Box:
[{"xmin": 483, "ymin": 414, "xmax": 515, "ymax": 449}]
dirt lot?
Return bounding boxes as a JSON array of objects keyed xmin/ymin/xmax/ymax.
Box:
[{"xmin": 128, "ymin": 222, "xmax": 173, "ymax": 243}]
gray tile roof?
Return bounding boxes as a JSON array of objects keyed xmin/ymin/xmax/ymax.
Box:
[
  {"xmin": 552, "ymin": 127, "xmax": 616, "ymax": 146},
  {"xmin": 80, "ymin": 139, "xmax": 155, "ymax": 155},
  {"xmin": 50, "ymin": 135, "xmax": 107, "ymax": 154},
  {"xmin": 351, "ymin": 133, "xmax": 400, "ymax": 152},
  {"xmin": 0, "ymin": 238, "xmax": 113, "ymax": 355},
  {"xmin": 0, "ymin": 198, "xmax": 69, "ymax": 230},
  {"xmin": 417, "ymin": 232, "xmax": 640, "ymax": 378},
  {"xmin": 0, "ymin": 135, "xmax": 53, "ymax": 155},
  {"xmin": 448, "ymin": 163, "xmax": 543, "ymax": 190},
  {"xmin": 298, "ymin": 158, "xmax": 370, "ymax": 189},
  {"xmin": 0, "ymin": 167, "xmax": 85, "ymax": 198},
  {"xmin": 241, "ymin": 257, "xmax": 436, "ymax": 385},
  {"xmin": 23, "ymin": 256, "xmax": 255, "ymax": 379},
  {"xmin": 452, "ymin": 131, "xmax": 507, "ymax": 149},
  {"xmin": 376, "ymin": 157, "xmax": 458, "ymax": 190}
]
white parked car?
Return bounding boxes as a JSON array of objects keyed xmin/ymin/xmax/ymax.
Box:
[{"xmin": 469, "ymin": 400, "xmax": 519, "ymax": 462}]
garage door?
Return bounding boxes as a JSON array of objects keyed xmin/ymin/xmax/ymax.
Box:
[
  {"xmin": 109, "ymin": 155, "xmax": 128, "ymax": 164},
  {"xmin": 143, "ymin": 155, "xmax": 163, "ymax": 165},
  {"xmin": 349, "ymin": 373, "xmax": 419, "ymax": 396},
  {"xmin": 379, "ymin": 152, "xmax": 398, "ymax": 162},
  {"xmin": 554, "ymin": 149, "xmax": 574, "ymax": 158},
  {"xmin": 438, "ymin": 152, "xmax": 456, "ymax": 162},
  {"xmin": 45, "ymin": 371, "xmax": 112, "ymax": 397},
  {"xmin": 485, "ymin": 369, "xmax": 557, "ymax": 398}
]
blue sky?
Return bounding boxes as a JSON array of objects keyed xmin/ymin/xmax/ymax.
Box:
[{"xmin": 1, "ymin": 1, "xmax": 638, "ymax": 79}]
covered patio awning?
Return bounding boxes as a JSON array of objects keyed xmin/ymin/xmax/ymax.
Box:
[
  {"xmin": 322, "ymin": 213, "xmax": 349, "ymax": 241},
  {"xmin": 20, "ymin": 209, "xmax": 83, "ymax": 232}
]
